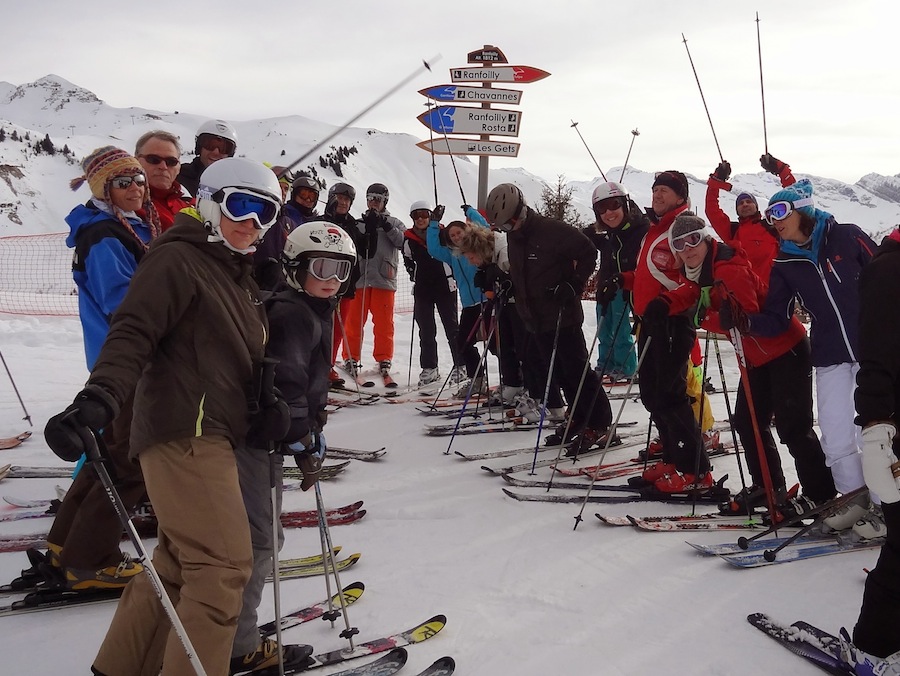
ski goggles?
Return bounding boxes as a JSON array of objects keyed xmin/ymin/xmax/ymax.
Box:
[
  {"xmin": 214, "ymin": 187, "xmax": 280, "ymax": 229},
  {"xmin": 295, "ymin": 187, "xmax": 319, "ymax": 202},
  {"xmin": 110, "ymin": 174, "xmax": 147, "ymax": 189},
  {"xmin": 671, "ymin": 230, "xmax": 705, "ymax": 252},
  {"xmin": 593, "ymin": 198, "xmax": 623, "ymax": 215},
  {"xmin": 411, "ymin": 209, "xmax": 431, "ymax": 220},
  {"xmin": 366, "ymin": 193, "xmax": 386, "ymax": 203},
  {"xmin": 308, "ymin": 257, "xmax": 352, "ymax": 283},
  {"xmin": 200, "ymin": 137, "xmax": 236, "ymax": 155},
  {"xmin": 139, "ymin": 154, "xmax": 179, "ymax": 168},
  {"xmin": 764, "ymin": 198, "xmax": 814, "ymax": 224}
]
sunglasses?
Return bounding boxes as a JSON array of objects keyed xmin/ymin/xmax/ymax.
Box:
[
  {"xmin": 764, "ymin": 198, "xmax": 814, "ymax": 225},
  {"xmin": 594, "ymin": 198, "xmax": 623, "ymax": 215},
  {"xmin": 201, "ymin": 138, "xmax": 236, "ymax": 155},
  {"xmin": 214, "ymin": 187, "xmax": 280, "ymax": 229},
  {"xmin": 139, "ymin": 154, "xmax": 179, "ymax": 168},
  {"xmin": 110, "ymin": 174, "xmax": 147, "ymax": 189},
  {"xmin": 366, "ymin": 193, "xmax": 385, "ymax": 203},
  {"xmin": 411, "ymin": 210, "xmax": 431, "ymax": 220},
  {"xmin": 671, "ymin": 231, "xmax": 705, "ymax": 252},
  {"xmin": 307, "ymin": 257, "xmax": 352, "ymax": 283}
]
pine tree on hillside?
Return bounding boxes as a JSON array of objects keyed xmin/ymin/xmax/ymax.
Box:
[
  {"xmin": 536, "ymin": 175, "xmax": 587, "ymax": 228},
  {"xmin": 0, "ymin": 128, "xmax": 5, "ymax": 142}
]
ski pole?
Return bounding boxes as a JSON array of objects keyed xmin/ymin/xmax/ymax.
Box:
[
  {"xmin": 276, "ymin": 57, "xmax": 440, "ymax": 179},
  {"xmin": 313, "ymin": 481, "xmax": 359, "ymax": 650},
  {"xmin": 437, "ymin": 114, "xmax": 467, "ymax": 205},
  {"xmin": 406, "ymin": 263, "xmax": 417, "ymax": 392},
  {"xmin": 268, "ymin": 449, "xmax": 286, "ymax": 676},
  {"xmin": 569, "ymin": 121, "xmax": 607, "ymax": 181},
  {"xmin": 756, "ymin": 13, "xmax": 769, "ymax": 154},
  {"xmin": 0, "ymin": 349, "xmax": 31, "ymax": 426},
  {"xmin": 75, "ymin": 425, "xmax": 207, "ymax": 676},
  {"xmin": 425, "ymin": 100, "xmax": 439, "ymax": 206},
  {"xmin": 572, "ymin": 336, "xmax": 653, "ymax": 530},
  {"xmin": 619, "ymin": 129, "xmax": 640, "ymax": 182},
  {"xmin": 689, "ymin": 329, "xmax": 714, "ymax": 515},
  {"xmin": 528, "ymin": 308, "xmax": 564, "ymax": 474},
  {"xmin": 681, "ymin": 34, "xmax": 724, "ymax": 162},
  {"xmin": 710, "ymin": 333, "xmax": 750, "ymax": 492},
  {"xmin": 334, "ymin": 309, "xmax": 362, "ymax": 402}
]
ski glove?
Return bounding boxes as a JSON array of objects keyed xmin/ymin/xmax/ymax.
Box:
[
  {"xmin": 551, "ymin": 281, "xmax": 577, "ymax": 303},
  {"xmin": 861, "ymin": 423, "xmax": 900, "ymax": 504},
  {"xmin": 362, "ymin": 209, "xmax": 384, "ymax": 230},
  {"xmin": 473, "ymin": 269, "xmax": 487, "ymax": 292},
  {"xmin": 286, "ymin": 432, "xmax": 327, "ymax": 491},
  {"xmin": 641, "ymin": 297, "xmax": 670, "ymax": 334},
  {"xmin": 718, "ymin": 301, "xmax": 750, "ymax": 335},
  {"xmin": 712, "ymin": 161, "xmax": 732, "ymax": 182},
  {"xmin": 597, "ymin": 274, "xmax": 624, "ymax": 307},
  {"xmin": 44, "ymin": 385, "xmax": 119, "ymax": 462},
  {"xmin": 431, "ymin": 205, "xmax": 445, "ymax": 222},
  {"xmin": 247, "ymin": 389, "xmax": 291, "ymax": 446},
  {"xmin": 759, "ymin": 153, "xmax": 788, "ymax": 175}
]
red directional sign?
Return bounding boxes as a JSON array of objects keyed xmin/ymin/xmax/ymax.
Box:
[{"xmin": 449, "ymin": 65, "xmax": 551, "ymax": 84}]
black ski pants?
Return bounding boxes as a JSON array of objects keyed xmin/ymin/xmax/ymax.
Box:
[
  {"xmin": 854, "ymin": 500, "xmax": 900, "ymax": 657},
  {"xmin": 457, "ymin": 303, "xmax": 485, "ymax": 378},
  {"xmin": 413, "ymin": 290, "xmax": 461, "ymax": 370},
  {"xmin": 532, "ymin": 324, "xmax": 611, "ymax": 432},
  {"xmin": 733, "ymin": 336, "xmax": 837, "ymax": 502},
  {"xmin": 491, "ymin": 300, "xmax": 524, "ymax": 389},
  {"xmin": 638, "ymin": 315, "xmax": 709, "ymax": 475}
]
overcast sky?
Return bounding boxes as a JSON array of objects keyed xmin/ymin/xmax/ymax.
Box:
[{"xmin": 2, "ymin": 0, "xmax": 897, "ymax": 185}]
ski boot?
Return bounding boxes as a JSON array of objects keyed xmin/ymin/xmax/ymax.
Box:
[{"xmin": 230, "ymin": 638, "xmax": 314, "ymax": 675}]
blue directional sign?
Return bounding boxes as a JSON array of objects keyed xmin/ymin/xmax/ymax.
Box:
[
  {"xmin": 417, "ymin": 106, "xmax": 522, "ymax": 137},
  {"xmin": 419, "ymin": 84, "xmax": 522, "ymax": 105}
]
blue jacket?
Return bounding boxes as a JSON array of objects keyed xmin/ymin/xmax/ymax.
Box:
[
  {"xmin": 65, "ymin": 200, "xmax": 154, "ymax": 369},
  {"xmin": 749, "ymin": 214, "xmax": 876, "ymax": 367},
  {"xmin": 426, "ymin": 219, "xmax": 484, "ymax": 308}
]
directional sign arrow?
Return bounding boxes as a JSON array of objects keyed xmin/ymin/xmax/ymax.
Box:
[
  {"xmin": 417, "ymin": 106, "xmax": 523, "ymax": 137},
  {"xmin": 419, "ymin": 84, "xmax": 523, "ymax": 105},
  {"xmin": 449, "ymin": 65, "xmax": 550, "ymax": 84},
  {"xmin": 416, "ymin": 138, "xmax": 520, "ymax": 158}
]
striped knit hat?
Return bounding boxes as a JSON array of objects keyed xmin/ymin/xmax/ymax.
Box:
[{"xmin": 70, "ymin": 146, "xmax": 144, "ymax": 199}]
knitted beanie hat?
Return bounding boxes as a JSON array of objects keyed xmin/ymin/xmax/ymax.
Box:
[
  {"xmin": 652, "ymin": 170, "xmax": 689, "ymax": 201},
  {"xmin": 735, "ymin": 192, "xmax": 758, "ymax": 208},
  {"xmin": 768, "ymin": 179, "xmax": 816, "ymax": 219},
  {"xmin": 70, "ymin": 146, "xmax": 144, "ymax": 199},
  {"xmin": 670, "ymin": 211, "xmax": 709, "ymax": 242}
]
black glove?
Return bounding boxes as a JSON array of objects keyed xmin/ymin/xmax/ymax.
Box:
[
  {"xmin": 551, "ymin": 281, "xmax": 577, "ymax": 303},
  {"xmin": 44, "ymin": 385, "xmax": 119, "ymax": 462},
  {"xmin": 719, "ymin": 300, "xmax": 750, "ymax": 334},
  {"xmin": 362, "ymin": 209, "xmax": 382, "ymax": 230},
  {"xmin": 460, "ymin": 204, "xmax": 471, "ymax": 214},
  {"xmin": 712, "ymin": 161, "xmax": 732, "ymax": 182},
  {"xmin": 284, "ymin": 432, "xmax": 326, "ymax": 491},
  {"xmin": 473, "ymin": 268, "xmax": 487, "ymax": 291},
  {"xmin": 379, "ymin": 217, "xmax": 392, "ymax": 232},
  {"xmin": 760, "ymin": 153, "xmax": 787, "ymax": 175},
  {"xmin": 597, "ymin": 273, "xmax": 624, "ymax": 307},
  {"xmin": 247, "ymin": 390, "xmax": 290, "ymax": 445},
  {"xmin": 641, "ymin": 297, "xmax": 670, "ymax": 334},
  {"xmin": 431, "ymin": 205, "xmax": 445, "ymax": 222}
]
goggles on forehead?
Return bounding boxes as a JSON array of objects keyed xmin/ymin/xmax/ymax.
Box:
[
  {"xmin": 214, "ymin": 187, "xmax": 280, "ymax": 229},
  {"xmin": 307, "ymin": 257, "xmax": 352, "ymax": 283},
  {"xmin": 671, "ymin": 230, "xmax": 705, "ymax": 252},
  {"xmin": 764, "ymin": 198, "xmax": 814, "ymax": 225}
]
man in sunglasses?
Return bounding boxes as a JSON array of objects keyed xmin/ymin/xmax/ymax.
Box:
[
  {"xmin": 135, "ymin": 130, "xmax": 192, "ymax": 231},
  {"xmin": 177, "ymin": 118, "xmax": 238, "ymax": 197}
]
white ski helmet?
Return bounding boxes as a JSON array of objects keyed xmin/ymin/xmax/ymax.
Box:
[
  {"xmin": 195, "ymin": 119, "xmax": 238, "ymax": 155},
  {"xmin": 591, "ymin": 181, "xmax": 629, "ymax": 204},
  {"xmin": 197, "ymin": 158, "xmax": 283, "ymax": 254},
  {"xmin": 409, "ymin": 200, "xmax": 431, "ymax": 216},
  {"xmin": 486, "ymin": 183, "xmax": 527, "ymax": 232},
  {"xmin": 282, "ymin": 220, "xmax": 358, "ymax": 295}
]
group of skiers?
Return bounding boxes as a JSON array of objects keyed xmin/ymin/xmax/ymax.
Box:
[{"xmin": 1, "ymin": 112, "xmax": 895, "ymax": 675}]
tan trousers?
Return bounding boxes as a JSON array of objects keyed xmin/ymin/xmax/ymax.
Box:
[{"xmin": 92, "ymin": 436, "xmax": 252, "ymax": 676}]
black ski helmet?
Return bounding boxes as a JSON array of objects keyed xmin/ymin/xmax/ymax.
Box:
[
  {"xmin": 291, "ymin": 175, "xmax": 320, "ymax": 201},
  {"xmin": 327, "ymin": 182, "xmax": 356, "ymax": 206},
  {"xmin": 366, "ymin": 182, "xmax": 389, "ymax": 206}
]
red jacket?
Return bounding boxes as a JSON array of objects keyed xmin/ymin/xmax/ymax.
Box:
[
  {"xmin": 143, "ymin": 183, "xmax": 193, "ymax": 232},
  {"xmin": 662, "ymin": 240, "xmax": 806, "ymax": 367},
  {"xmin": 623, "ymin": 203, "xmax": 690, "ymax": 316}
]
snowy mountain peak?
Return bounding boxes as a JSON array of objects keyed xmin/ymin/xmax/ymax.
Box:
[{"xmin": 3, "ymin": 74, "xmax": 101, "ymax": 111}]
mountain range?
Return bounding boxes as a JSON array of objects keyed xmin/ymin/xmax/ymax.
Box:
[{"xmin": 1, "ymin": 74, "xmax": 898, "ymax": 241}]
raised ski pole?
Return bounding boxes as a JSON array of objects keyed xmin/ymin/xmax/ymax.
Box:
[
  {"xmin": 0, "ymin": 349, "xmax": 32, "ymax": 426},
  {"xmin": 425, "ymin": 100, "xmax": 440, "ymax": 206},
  {"xmin": 74, "ymin": 425, "xmax": 208, "ymax": 676},
  {"xmin": 276, "ymin": 56, "xmax": 440, "ymax": 179},
  {"xmin": 313, "ymin": 481, "xmax": 359, "ymax": 650},
  {"xmin": 570, "ymin": 121, "xmax": 608, "ymax": 181},
  {"xmin": 619, "ymin": 129, "xmax": 640, "ymax": 182},
  {"xmin": 528, "ymin": 308, "xmax": 564, "ymax": 474},
  {"xmin": 682, "ymin": 34, "xmax": 724, "ymax": 163},
  {"xmin": 756, "ymin": 13, "xmax": 769, "ymax": 154},
  {"xmin": 573, "ymin": 336, "xmax": 652, "ymax": 530}
]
